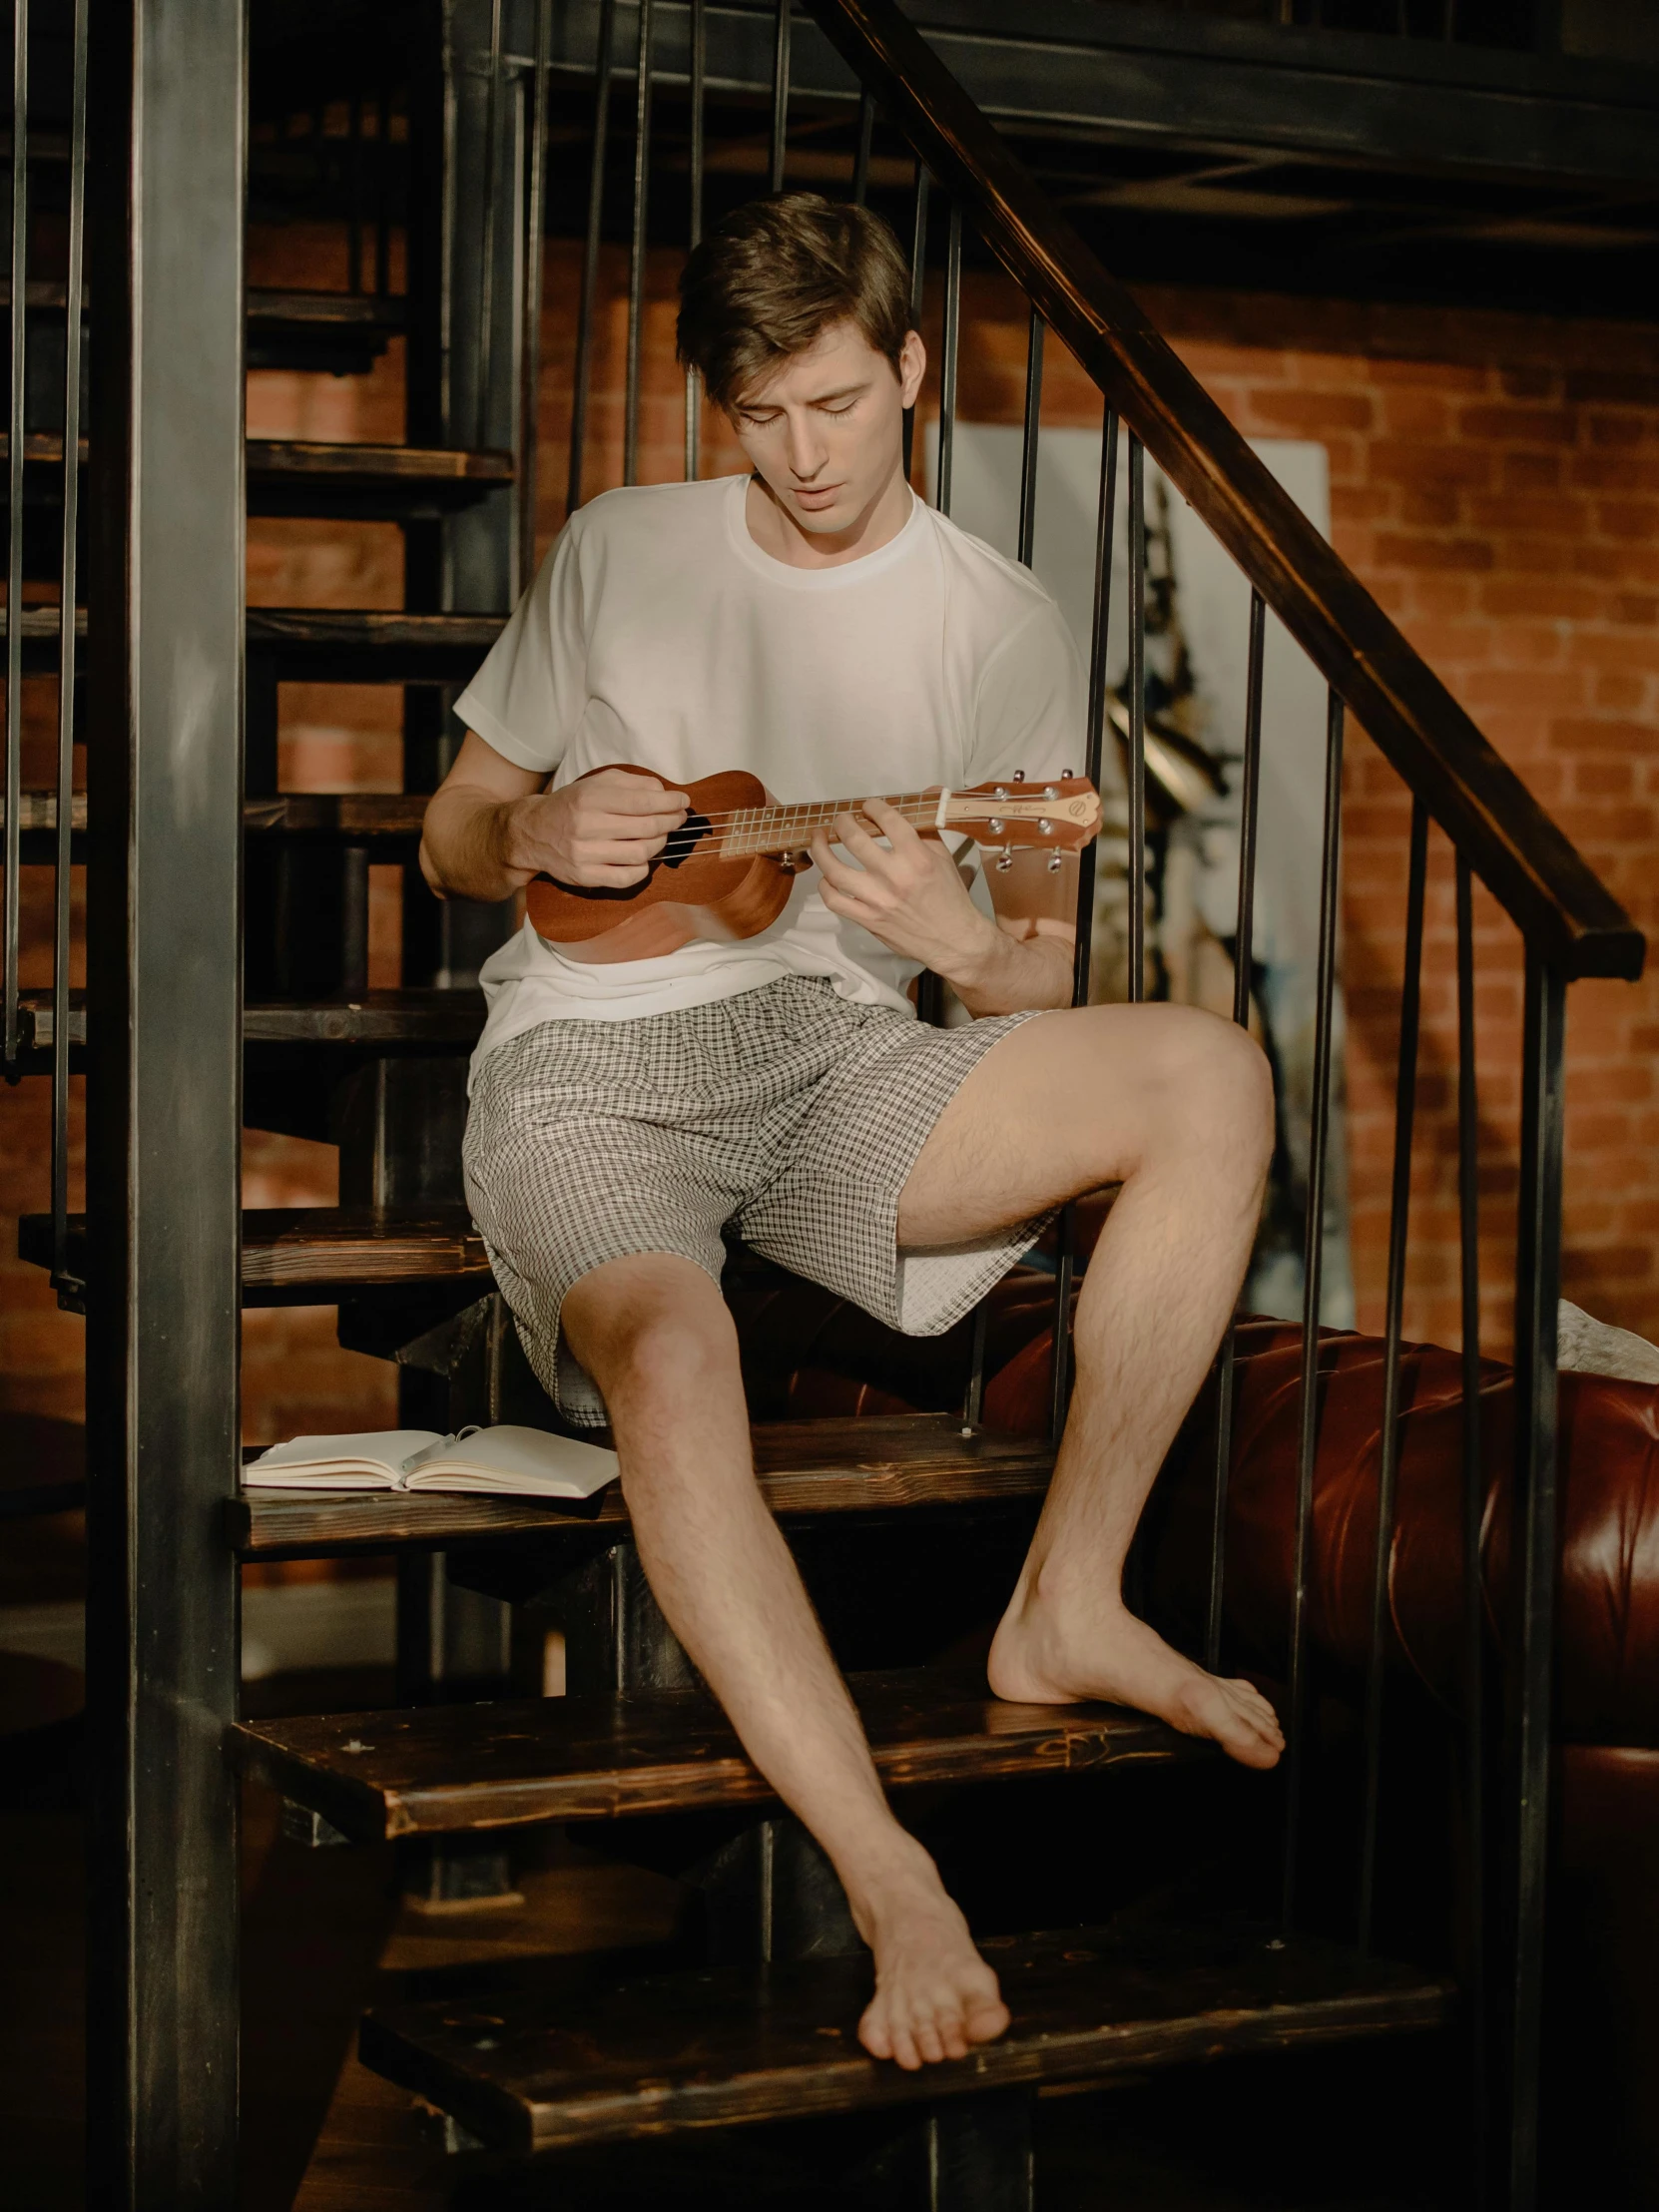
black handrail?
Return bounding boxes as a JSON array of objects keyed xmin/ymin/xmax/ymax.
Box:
[{"xmin": 802, "ymin": 0, "xmax": 1644, "ymax": 986}]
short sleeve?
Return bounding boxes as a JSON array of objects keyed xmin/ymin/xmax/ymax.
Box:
[
  {"xmin": 452, "ymin": 521, "xmax": 588, "ymax": 776},
  {"xmin": 965, "ymin": 599, "xmax": 1087, "ymax": 790}
]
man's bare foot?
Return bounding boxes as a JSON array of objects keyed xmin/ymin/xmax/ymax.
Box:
[
  {"xmin": 851, "ymin": 1854, "xmax": 1010, "ymax": 2069},
  {"xmin": 987, "ymin": 1594, "xmax": 1285, "ymax": 1771}
]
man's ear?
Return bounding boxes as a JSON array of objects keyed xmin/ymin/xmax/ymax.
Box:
[{"xmin": 897, "ymin": 328, "xmax": 927, "ymax": 410}]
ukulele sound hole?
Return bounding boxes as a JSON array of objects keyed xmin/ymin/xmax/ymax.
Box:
[{"xmin": 660, "ymin": 812, "xmax": 712, "ymax": 869}]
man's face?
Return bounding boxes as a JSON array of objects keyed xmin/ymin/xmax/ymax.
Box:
[{"xmin": 728, "ymin": 319, "xmax": 926, "ymax": 540}]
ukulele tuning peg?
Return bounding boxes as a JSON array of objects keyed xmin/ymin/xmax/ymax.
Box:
[
  {"xmin": 1012, "ymin": 769, "xmax": 1025, "ymax": 782},
  {"xmin": 995, "ymin": 846, "xmax": 1015, "ymax": 872},
  {"xmin": 1047, "ymin": 850, "xmax": 1064, "ymax": 873}
]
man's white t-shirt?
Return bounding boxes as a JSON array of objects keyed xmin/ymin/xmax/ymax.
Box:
[{"xmin": 457, "ymin": 473, "xmax": 1084, "ymax": 1073}]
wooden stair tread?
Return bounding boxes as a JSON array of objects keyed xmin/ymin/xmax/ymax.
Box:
[
  {"xmin": 0, "ymin": 434, "xmax": 510, "ymax": 479},
  {"xmin": 246, "ymin": 609, "xmax": 506, "ymax": 683},
  {"xmin": 247, "ymin": 288, "xmax": 407, "ymax": 330},
  {"xmin": 18, "ymin": 988, "xmax": 482, "ymax": 1052},
  {"xmin": 0, "ymin": 610, "xmax": 502, "ymax": 681},
  {"xmin": 3, "ymin": 437, "xmax": 512, "ymax": 517},
  {"xmin": 12, "ymin": 792, "xmax": 426, "ymax": 847},
  {"xmin": 20, "ymin": 1203, "xmax": 494, "ymax": 1305},
  {"xmin": 231, "ymin": 1668, "xmax": 1192, "ymax": 1841},
  {"xmin": 231, "ymin": 1415, "xmax": 1055, "ymax": 1556},
  {"xmin": 359, "ymin": 1919, "xmax": 1452, "ymax": 2153},
  {"xmin": 0, "ymin": 281, "xmax": 406, "ymax": 329}
]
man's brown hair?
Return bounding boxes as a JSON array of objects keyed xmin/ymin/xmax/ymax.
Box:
[{"xmin": 676, "ymin": 192, "xmax": 913, "ymax": 412}]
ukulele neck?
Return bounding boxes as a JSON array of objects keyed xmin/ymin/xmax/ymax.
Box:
[{"xmin": 718, "ymin": 793, "xmax": 943, "ymax": 858}]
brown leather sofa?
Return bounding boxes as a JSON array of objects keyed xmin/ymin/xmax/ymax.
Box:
[{"xmin": 737, "ymin": 1273, "xmax": 1659, "ymax": 2205}]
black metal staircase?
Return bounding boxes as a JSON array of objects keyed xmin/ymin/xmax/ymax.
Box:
[{"xmin": 3, "ymin": 0, "xmax": 1647, "ymax": 2203}]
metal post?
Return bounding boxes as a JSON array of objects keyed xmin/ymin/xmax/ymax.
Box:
[
  {"xmin": 1044, "ymin": 409, "xmax": 1117, "ymax": 1437},
  {"xmin": 568, "ymin": 0, "xmax": 616, "ymax": 515},
  {"xmin": 851, "ymin": 85, "xmax": 874, "ymax": 204},
  {"xmin": 1125, "ymin": 434, "xmax": 1146, "ymax": 1003},
  {"xmin": 52, "ymin": 0, "xmax": 89, "ymax": 1296},
  {"xmin": 623, "ymin": 0, "xmax": 654, "ymax": 487},
  {"xmin": 1358, "ymin": 794, "xmax": 1427, "ymax": 1951},
  {"xmin": 1507, "ymin": 950, "xmax": 1565, "ymax": 2212},
  {"xmin": 901, "ymin": 161, "xmax": 927, "ymax": 481},
  {"xmin": 1205, "ymin": 587, "xmax": 1266, "ymax": 1671},
  {"xmin": 516, "ymin": 0, "xmax": 552, "ymax": 589},
  {"xmin": 2, "ymin": 0, "xmax": 27, "ymax": 1075},
  {"xmin": 770, "ymin": 0, "xmax": 791, "ymax": 192},
  {"xmin": 684, "ymin": 0, "xmax": 705, "ymax": 480},
  {"xmin": 935, "ymin": 199, "xmax": 960, "ymax": 514},
  {"xmin": 1455, "ymin": 854, "xmax": 1488, "ymax": 2208},
  {"xmin": 1282, "ymin": 687, "xmax": 1345, "ymax": 1933},
  {"xmin": 84, "ymin": 0, "xmax": 246, "ymax": 2198}
]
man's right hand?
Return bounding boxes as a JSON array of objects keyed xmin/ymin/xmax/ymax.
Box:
[{"xmin": 501, "ymin": 768, "xmax": 691, "ymax": 889}]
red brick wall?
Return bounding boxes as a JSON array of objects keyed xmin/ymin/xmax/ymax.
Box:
[{"xmin": 2, "ymin": 234, "xmax": 1654, "ymax": 1434}]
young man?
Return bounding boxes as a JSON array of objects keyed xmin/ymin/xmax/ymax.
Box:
[{"xmin": 420, "ymin": 193, "xmax": 1282, "ymax": 2074}]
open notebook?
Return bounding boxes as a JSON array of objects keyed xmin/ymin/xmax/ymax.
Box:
[{"xmin": 244, "ymin": 1424, "xmax": 618, "ymax": 1500}]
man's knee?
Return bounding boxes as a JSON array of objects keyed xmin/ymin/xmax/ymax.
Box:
[
  {"xmin": 1134, "ymin": 1006, "xmax": 1275, "ymax": 1176},
  {"xmin": 563, "ymin": 1255, "xmax": 739, "ymax": 1410}
]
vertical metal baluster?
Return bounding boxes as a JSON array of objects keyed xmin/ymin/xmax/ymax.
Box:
[
  {"xmin": 374, "ymin": 78, "xmax": 391, "ymax": 297},
  {"xmin": 901, "ymin": 163, "xmax": 927, "ymax": 481},
  {"xmin": 1455, "ymin": 853, "xmax": 1488, "ymax": 2210},
  {"xmin": 623, "ymin": 0, "xmax": 654, "ymax": 487},
  {"xmin": 348, "ymin": 91, "xmax": 364, "ymax": 293},
  {"xmin": 1016, "ymin": 309, "xmax": 1042, "ymax": 562},
  {"xmin": 913, "ymin": 194, "xmax": 959, "ymax": 1035},
  {"xmin": 516, "ymin": 0, "xmax": 552, "ymax": 595},
  {"xmin": 961, "ymin": 1301, "xmax": 989, "ymax": 1429},
  {"xmin": 851, "ymin": 87, "xmax": 874, "ymax": 205},
  {"xmin": 935, "ymin": 199, "xmax": 960, "ymax": 514},
  {"xmin": 3, "ymin": 0, "xmax": 27, "ymax": 1076},
  {"xmin": 567, "ymin": 0, "xmax": 616, "ymax": 516},
  {"xmin": 1508, "ymin": 949, "xmax": 1565, "ymax": 2212},
  {"xmin": 1125, "ymin": 434, "xmax": 1146, "ymax": 1004},
  {"xmin": 684, "ymin": 0, "xmax": 705, "ymax": 481},
  {"xmin": 769, "ymin": 0, "xmax": 791, "ymax": 193},
  {"xmin": 1357, "ymin": 794, "xmax": 1427, "ymax": 1952},
  {"xmin": 1282, "ymin": 687, "xmax": 1345, "ymax": 1932},
  {"xmin": 1073, "ymin": 408, "xmax": 1117, "ymax": 1015},
  {"xmin": 1205, "ymin": 588, "xmax": 1266, "ymax": 1671},
  {"xmin": 50, "ymin": 0, "xmax": 86, "ymax": 1290},
  {"xmin": 474, "ymin": 0, "xmax": 504, "ymax": 451}
]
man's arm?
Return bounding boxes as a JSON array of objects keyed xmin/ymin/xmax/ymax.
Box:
[
  {"xmin": 810, "ymin": 801, "xmax": 1075, "ymax": 1017},
  {"xmin": 419, "ymin": 730, "xmax": 689, "ymax": 902}
]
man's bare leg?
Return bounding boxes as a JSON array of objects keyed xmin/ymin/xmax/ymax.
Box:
[
  {"xmin": 562, "ymin": 1254, "xmax": 1011, "ymax": 2068},
  {"xmin": 898, "ymin": 1001, "xmax": 1285, "ymax": 1770}
]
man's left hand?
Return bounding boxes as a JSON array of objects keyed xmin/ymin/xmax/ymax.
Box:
[{"xmin": 810, "ymin": 799, "xmax": 1004, "ymax": 987}]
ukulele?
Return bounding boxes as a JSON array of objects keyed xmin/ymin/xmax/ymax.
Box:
[{"xmin": 525, "ymin": 763, "xmax": 1102, "ymax": 961}]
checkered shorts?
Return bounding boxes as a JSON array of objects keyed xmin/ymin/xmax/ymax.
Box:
[{"xmin": 462, "ymin": 974, "xmax": 1053, "ymax": 1426}]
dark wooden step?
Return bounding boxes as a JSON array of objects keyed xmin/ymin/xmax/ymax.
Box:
[
  {"xmin": 231, "ymin": 1415, "xmax": 1056, "ymax": 1559},
  {"xmin": 1, "ymin": 609, "xmax": 504, "ymax": 683},
  {"xmin": 243, "ymin": 793, "xmax": 429, "ymax": 840},
  {"xmin": 247, "ymin": 608, "xmax": 506, "ymax": 683},
  {"xmin": 246, "ymin": 440, "xmax": 514, "ymax": 520},
  {"xmin": 1, "ymin": 435, "xmax": 512, "ymax": 519},
  {"xmin": 359, "ymin": 1918, "xmax": 1452, "ymax": 2155},
  {"xmin": 8, "ymin": 791, "xmax": 426, "ymax": 852},
  {"xmin": 231, "ymin": 1668, "xmax": 1192, "ymax": 1843},
  {"xmin": 246, "ymin": 288, "xmax": 406, "ymax": 375},
  {"xmin": 17, "ymin": 988, "xmax": 481, "ymax": 1056},
  {"xmin": 20, "ymin": 1203, "xmax": 494, "ymax": 1308}
]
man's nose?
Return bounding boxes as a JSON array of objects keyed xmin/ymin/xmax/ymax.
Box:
[{"xmin": 786, "ymin": 412, "xmax": 828, "ymax": 480}]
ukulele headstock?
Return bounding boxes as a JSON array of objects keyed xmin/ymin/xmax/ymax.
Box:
[{"xmin": 943, "ymin": 776, "xmax": 1101, "ymax": 851}]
